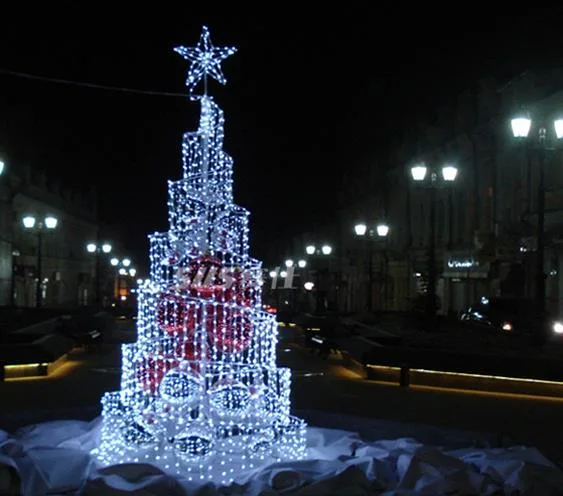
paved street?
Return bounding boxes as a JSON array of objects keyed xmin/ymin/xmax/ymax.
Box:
[{"xmin": 1, "ymin": 321, "xmax": 563, "ymax": 467}]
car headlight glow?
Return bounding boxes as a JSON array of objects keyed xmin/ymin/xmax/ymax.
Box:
[
  {"xmin": 502, "ymin": 321, "xmax": 513, "ymax": 331},
  {"xmin": 553, "ymin": 321, "xmax": 563, "ymax": 334}
]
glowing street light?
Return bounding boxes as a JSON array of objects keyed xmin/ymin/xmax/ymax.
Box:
[
  {"xmin": 44, "ymin": 216, "xmax": 58, "ymax": 229},
  {"xmin": 555, "ymin": 119, "xmax": 563, "ymax": 139},
  {"xmin": 411, "ymin": 163, "xmax": 457, "ymax": 184},
  {"xmin": 354, "ymin": 221, "xmax": 390, "ymax": 311},
  {"xmin": 376, "ymin": 223, "xmax": 389, "ymax": 237},
  {"xmin": 22, "ymin": 216, "xmax": 36, "ymax": 229},
  {"xmin": 510, "ymin": 113, "xmax": 563, "ymax": 315},
  {"xmin": 85, "ymin": 242, "xmax": 114, "ymax": 306},
  {"xmin": 442, "ymin": 165, "xmax": 458, "ymax": 182},
  {"xmin": 409, "ymin": 161, "xmax": 458, "ymax": 319},
  {"xmin": 354, "ymin": 223, "xmax": 367, "ymax": 236},
  {"xmin": 510, "ymin": 116, "xmax": 532, "ymax": 138},
  {"xmin": 304, "ymin": 243, "xmax": 333, "ymax": 313},
  {"xmin": 22, "ymin": 214, "xmax": 59, "ymax": 307},
  {"xmin": 410, "ymin": 165, "xmax": 427, "ymax": 181}
]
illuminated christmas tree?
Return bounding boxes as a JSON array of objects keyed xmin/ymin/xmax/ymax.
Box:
[{"xmin": 92, "ymin": 27, "xmax": 306, "ymax": 483}]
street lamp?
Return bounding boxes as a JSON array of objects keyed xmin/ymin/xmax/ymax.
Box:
[
  {"xmin": 22, "ymin": 215, "xmax": 59, "ymax": 307},
  {"xmin": 283, "ymin": 258, "xmax": 306, "ymax": 269},
  {"xmin": 86, "ymin": 243, "xmax": 112, "ymax": 253},
  {"xmin": 85, "ymin": 242, "xmax": 113, "ymax": 307},
  {"xmin": 510, "ymin": 115, "xmax": 563, "ymax": 316},
  {"xmin": 410, "ymin": 163, "xmax": 458, "ymax": 319},
  {"xmin": 269, "ymin": 258, "xmax": 308, "ymax": 314},
  {"xmin": 115, "ymin": 263, "xmax": 136, "ymax": 306},
  {"xmin": 304, "ymin": 243, "xmax": 333, "ymax": 313},
  {"xmin": 354, "ymin": 223, "xmax": 367, "ymax": 236},
  {"xmin": 354, "ymin": 222, "xmax": 390, "ymax": 311},
  {"xmin": 305, "ymin": 244, "xmax": 332, "ymax": 256},
  {"xmin": 110, "ymin": 257, "xmax": 136, "ymax": 305},
  {"xmin": 376, "ymin": 223, "xmax": 389, "ymax": 237},
  {"xmin": 86, "ymin": 242, "xmax": 112, "ymax": 255}
]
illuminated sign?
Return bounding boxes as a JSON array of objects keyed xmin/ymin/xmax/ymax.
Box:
[{"xmin": 447, "ymin": 258, "xmax": 479, "ymax": 269}]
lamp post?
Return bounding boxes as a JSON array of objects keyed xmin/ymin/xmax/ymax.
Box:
[
  {"xmin": 354, "ymin": 222, "xmax": 389, "ymax": 311},
  {"xmin": 305, "ymin": 244, "xmax": 332, "ymax": 313},
  {"xmin": 410, "ymin": 163, "xmax": 458, "ymax": 319},
  {"xmin": 86, "ymin": 242, "xmax": 112, "ymax": 307},
  {"xmin": 511, "ymin": 115, "xmax": 563, "ymax": 316},
  {"xmin": 22, "ymin": 215, "xmax": 58, "ymax": 308},
  {"xmin": 111, "ymin": 257, "xmax": 135, "ymax": 305},
  {"xmin": 282, "ymin": 258, "xmax": 307, "ymax": 312}
]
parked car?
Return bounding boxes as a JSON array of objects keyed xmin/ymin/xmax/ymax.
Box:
[{"xmin": 459, "ymin": 297, "xmax": 563, "ymax": 344}]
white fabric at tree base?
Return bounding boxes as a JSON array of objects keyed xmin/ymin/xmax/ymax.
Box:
[{"xmin": 0, "ymin": 417, "xmax": 562, "ymax": 495}]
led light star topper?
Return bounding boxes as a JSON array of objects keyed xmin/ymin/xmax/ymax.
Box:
[{"xmin": 174, "ymin": 25, "xmax": 237, "ymax": 94}]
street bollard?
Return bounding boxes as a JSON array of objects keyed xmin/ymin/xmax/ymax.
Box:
[{"xmin": 400, "ymin": 364, "xmax": 410, "ymax": 387}]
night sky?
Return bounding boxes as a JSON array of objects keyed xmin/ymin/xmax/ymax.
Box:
[{"xmin": 0, "ymin": 6, "xmax": 560, "ymax": 268}]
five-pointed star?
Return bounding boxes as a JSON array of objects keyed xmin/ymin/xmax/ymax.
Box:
[{"xmin": 174, "ymin": 25, "xmax": 237, "ymax": 92}]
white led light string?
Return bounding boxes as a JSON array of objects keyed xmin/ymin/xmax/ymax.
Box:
[{"xmin": 92, "ymin": 26, "xmax": 307, "ymax": 484}]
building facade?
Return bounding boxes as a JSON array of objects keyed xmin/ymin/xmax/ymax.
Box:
[
  {"xmin": 0, "ymin": 163, "xmax": 100, "ymax": 308},
  {"xmin": 266, "ymin": 67, "xmax": 563, "ymax": 317},
  {"xmin": 382, "ymin": 67, "xmax": 563, "ymax": 316}
]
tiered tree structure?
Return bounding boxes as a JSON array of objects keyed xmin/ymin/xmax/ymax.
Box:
[{"xmin": 93, "ymin": 26, "xmax": 307, "ymax": 484}]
